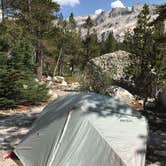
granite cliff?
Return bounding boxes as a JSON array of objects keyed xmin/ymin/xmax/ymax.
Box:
[{"xmin": 75, "ymin": 3, "xmax": 158, "ymax": 41}]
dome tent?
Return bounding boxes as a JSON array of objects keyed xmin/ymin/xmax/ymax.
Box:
[{"xmin": 14, "ymin": 92, "xmax": 148, "ymax": 166}]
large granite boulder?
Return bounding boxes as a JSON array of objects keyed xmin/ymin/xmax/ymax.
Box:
[{"xmin": 90, "ymin": 50, "xmax": 131, "ymax": 81}]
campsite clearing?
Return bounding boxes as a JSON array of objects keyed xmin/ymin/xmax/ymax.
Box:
[{"xmin": 0, "ymin": 91, "xmax": 165, "ymax": 166}]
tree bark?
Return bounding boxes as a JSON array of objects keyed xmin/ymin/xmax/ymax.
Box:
[
  {"xmin": 36, "ymin": 42, "xmax": 43, "ymax": 81},
  {"xmin": 27, "ymin": 0, "xmax": 31, "ymax": 13},
  {"xmin": 1, "ymin": 0, "xmax": 5, "ymax": 20},
  {"xmin": 37, "ymin": 57, "xmax": 43, "ymax": 81},
  {"xmin": 53, "ymin": 48, "xmax": 62, "ymax": 77}
]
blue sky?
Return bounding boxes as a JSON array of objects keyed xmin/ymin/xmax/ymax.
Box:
[{"xmin": 54, "ymin": 0, "xmax": 166, "ymax": 18}]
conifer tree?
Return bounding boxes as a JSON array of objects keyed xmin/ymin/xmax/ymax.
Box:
[
  {"xmin": 62, "ymin": 13, "xmax": 83, "ymax": 75},
  {"xmin": 101, "ymin": 31, "xmax": 117, "ymax": 54},
  {"xmin": 69, "ymin": 12, "xmax": 76, "ymax": 30},
  {"xmin": 85, "ymin": 16, "xmax": 93, "ymax": 34},
  {"xmin": 125, "ymin": 4, "xmax": 157, "ymax": 97},
  {"xmin": 49, "ymin": 13, "xmax": 83, "ymax": 76},
  {"xmin": 83, "ymin": 29, "xmax": 100, "ymax": 67},
  {"xmin": 0, "ymin": 0, "xmax": 6, "ymax": 20},
  {"xmin": 9, "ymin": 0, "xmax": 60, "ymax": 80},
  {"xmin": 82, "ymin": 17, "xmax": 100, "ymax": 68},
  {"xmin": 0, "ymin": 20, "xmax": 48, "ymax": 108},
  {"xmin": 151, "ymin": 4, "xmax": 166, "ymax": 87}
]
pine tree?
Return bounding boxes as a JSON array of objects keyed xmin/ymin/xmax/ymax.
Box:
[
  {"xmin": 9, "ymin": 0, "xmax": 60, "ymax": 81},
  {"xmin": 69, "ymin": 12, "xmax": 76, "ymax": 30},
  {"xmin": 0, "ymin": 20, "xmax": 48, "ymax": 108},
  {"xmin": 57, "ymin": 12, "xmax": 67, "ymax": 28},
  {"xmin": 85, "ymin": 16, "xmax": 93, "ymax": 34},
  {"xmin": 48, "ymin": 13, "xmax": 83, "ymax": 76},
  {"xmin": 62, "ymin": 13, "xmax": 83, "ymax": 75},
  {"xmin": 0, "ymin": 0, "xmax": 6, "ymax": 20},
  {"xmin": 83, "ymin": 30, "xmax": 100, "ymax": 68},
  {"xmin": 82, "ymin": 17, "xmax": 100, "ymax": 68},
  {"xmin": 101, "ymin": 31, "xmax": 117, "ymax": 54},
  {"xmin": 151, "ymin": 4, "xmax": 166, "ymax": 87},
  {"xmin": 122, "ymin": 31, "xmax": 133, "ymax": 52},
  {"xmin": 65, "ymin": 14, "xmax": 83, "ymax": 74},
  {"xmin": 125, "ymin": 4, "xmax": 158, "ymax": 97}
]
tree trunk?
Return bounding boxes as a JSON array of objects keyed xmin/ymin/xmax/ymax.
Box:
[
  {"xmin": 70, "ymin": 59, "xmax": 74, "ymax": 76},
  {"xmin": 53, "ymin": 48, "xmax": 62, "ymax": 77},
  {"xmin": 1, "ymin": 0, "xmax": 5, "ymax": 20},
  {"xmin": 36, "ymin": 42, "xmax": 43, "ymax": 81},
  {"xmin": 27, "ymin": 0, "xmax": 31, "ymax": 13},
  {"xmin": 37, "ymin": 56, "xmax": 43, "ymax": 81}
]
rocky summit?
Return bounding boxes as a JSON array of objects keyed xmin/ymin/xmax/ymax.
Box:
[{"xmin": 75, "ymin": 3, "xmax": 158, "ymax": 41}]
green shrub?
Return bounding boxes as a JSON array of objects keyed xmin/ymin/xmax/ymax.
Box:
[{"xmin": 81, "ymin": 62, "xmax": 113, "ymax": 93}]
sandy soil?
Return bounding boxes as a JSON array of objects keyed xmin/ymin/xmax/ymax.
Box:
[
  {"xmin": 0, "ymin": 105, "xmax": 44, "ymax": 165},
  {"xmin": 0, "ymin": 151, "xmax": 17, "ymax": 166},
  {"xmin": 0, "ymin": 89, "xmax": 73, "ymax": 165}
]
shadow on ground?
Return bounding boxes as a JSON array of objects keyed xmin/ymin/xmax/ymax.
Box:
[
  {"xmin": 0, "ymin": 93, "xmax": 165, "ymax": 166},
  {"xmin": 142, "ymin": 110, "xmax": 166, "ymax": 165},
  {"xmin": 0, "ymin": 112, "xmax": 40, "ymax": 151}
]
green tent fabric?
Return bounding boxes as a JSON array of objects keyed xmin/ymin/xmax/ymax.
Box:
[{"xmin": 15, "ymin": 92, "xmax": 148, "ymax": 166}]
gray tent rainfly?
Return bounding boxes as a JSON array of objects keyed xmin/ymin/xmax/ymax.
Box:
[{"xmin": 14, "ymin": 92, "xmax": 148, "ymax": 166}]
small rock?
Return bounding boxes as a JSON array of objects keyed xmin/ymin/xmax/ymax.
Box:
[
  {"xmin": 138, "ymin": 100, "xmax": 144, "ymax": 105},
  {"xmin": 147, "ymin": 162, "xmax": 160, "ymax": 166},
  {"xmin": 53, "ymin": 76, "xmax": 65, "ymax": 83},
  {"xmin": 48, "ymin": 89, "xmax": 54, "ymax": 96},
  {"xmin": 39, "ymin": 81, "xmax": 45, "ymax": 85},
  {"xmin": 47, "ymin": 81, "xmax": 53, "ymax": 88},
  {"xmin": 48, "ymin": 90, "xmax": 58, "ymax": 100},
  {"xmin": 154, "ymin": 150, "xmax": 166, "ymax": 157},
  {"xmin": 156, "ymin": 118, "xmax": 163, "ymax": 124},
  {"xmin": 70, "ymin": 82, "xmax": 80, "ymax": 89},
  {"xmin": 156, "ymin": 88, "xmax": 166, "ymax": 105},
  {"xmin": 34, "ymin": 78, "xmax": 39, "ymax": 82},
  {"xmin": 106, "ymin": 86, "xmax": 135, "ymax": 105},
  {"xmin": 61, "ymin": 81, "xmax": 68, "ymax": 86},
  {"xmin": 46, "ymin": 76, "xmax": 52, "ymax": 81},
  {"xmin": 160, "ymin": 133, "xmax": 166, "ymax": 136}
]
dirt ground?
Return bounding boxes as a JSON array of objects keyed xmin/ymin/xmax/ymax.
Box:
[
  {"xmin": 0, "ymin": 90, "xmax": 165, "ymax": 166},
  {"xmin": 0, "ymin": 105, "xmax": 44, "ymax": 166},
  {"xmin": 0, "ymin": 151, "xmax": 17, "ymax": 166},
  {"xmin": 144, "ymin": 110, "xmax": 166, "ymax": 166},
  {"xmin": 0, "ymin": 89, "xmax": 72, "ymax": 166}
]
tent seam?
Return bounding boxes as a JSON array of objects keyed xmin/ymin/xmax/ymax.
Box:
[{"xmin": 88, "ymin": 120, "xmax": 128, "ymax": 166}]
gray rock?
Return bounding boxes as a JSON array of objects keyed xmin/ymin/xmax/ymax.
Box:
[
  {"xmin": 61, "ymin": 80, "xmax": 68, "ymax": 86},
  {"xmin": 90, "ymin": 50, "xmax": 131, "ymax": 81},
  {"xmin": 147, "ymin": 162, "xmax": 161, "ymax": 166},
  {"xmin": 75, "ymin": 4, "xmax": 158, "ymax": 41},
  {"xmin": 53, "ymin": 76, "xmax": 65, "ymax": 83},
  {"xmin": 105, "ymin": 86, "xmax": 135, "ymax": 105},
  {"xmin": 156, "ymin": 88, "xmax": 166, "ymax": 108},
  {"xmin": 46, "ymin": 76, "xmax": 52, "ymax": 81},
  {"xmin": 154, "ymin": 150, "xmax": 166, "ymax": 157}
]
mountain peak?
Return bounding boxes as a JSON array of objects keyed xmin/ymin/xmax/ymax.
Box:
[{"xmin": 75, "ymin": 3, "xmax": 157, "ymax": 42}]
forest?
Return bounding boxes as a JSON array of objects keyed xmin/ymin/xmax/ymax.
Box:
[{"xmin": 0, "ymin": 0, "xmax": 165, "ymax": 108}]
